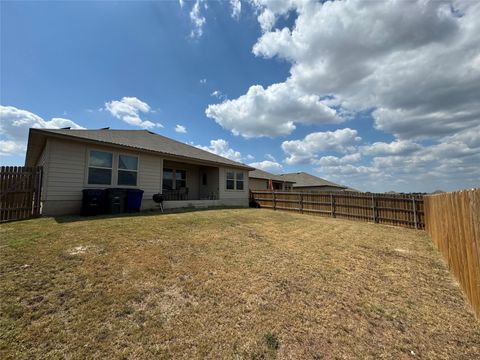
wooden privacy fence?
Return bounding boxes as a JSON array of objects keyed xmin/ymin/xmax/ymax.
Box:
[
  {"xmin": 250, "ymin": 191, "xmax": 424, "ymax": 229},
  {"xmin": 0, "ymin": 166, "xmax": 43, "ymax": 222},
  {"xmin": 424, "ymin": 189, "xmax": 480, "ymax": 319}
]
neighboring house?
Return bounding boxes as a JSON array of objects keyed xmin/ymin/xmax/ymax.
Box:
[
  {"xmin": 278, "ymin": 172, "xmax": 348, "ymax": 192},
  {"xmin": 249, "ymin": 169, "xmax": 295, "ymax": 191},
  {"xmin": 25, "ymin": 128, "xmax": 254, "ymax": 216}
]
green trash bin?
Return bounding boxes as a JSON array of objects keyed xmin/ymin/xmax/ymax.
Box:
[{"xmin": 106, "ymin": 188, "xmax": 127, "ymax": 214}]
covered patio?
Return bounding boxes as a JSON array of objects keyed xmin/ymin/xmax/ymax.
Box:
[{"xmin": 162, "ymin": 160, "xmax": 219, "ymax": 201}]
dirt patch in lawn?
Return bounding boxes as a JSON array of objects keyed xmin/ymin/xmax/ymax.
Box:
[{"xmin": 1, "ymin": 209, "xmax": 479, "ymax": 359}]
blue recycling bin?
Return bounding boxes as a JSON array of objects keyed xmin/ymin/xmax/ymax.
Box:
[{"xmin": 126, "ymin": 189, "xmax": 144, "ymax": 212}]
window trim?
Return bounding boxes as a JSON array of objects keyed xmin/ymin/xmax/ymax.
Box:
[
  {"xmin": 174, "ymin": 169, "xmax": 187, "ymax": 189},
  {"xmin": 117, "ymin": 153, "xmax": 139, "ymax": 187},
  {"xmin": 225, "ymin": 169, "xmax": 245, "ymax": 191},
  {"xmin": 87, "ymin": 149, "xmax": 113, "ymax": 185},
  {"xmin": 163, "ymin": 167, "xmax": 187, "ymax": 190},
  {"xmin": 235, "ymin": 171, "xmax": 244, "ymax": 190},
  {"xmin": 226, "ymin": 170, "xmax": 235, "ymax": 190},
  {"xmin": 84, "ymin": 148, "xmax": 141, "ymax": 188}
]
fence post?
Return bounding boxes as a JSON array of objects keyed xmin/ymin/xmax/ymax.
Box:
[
  {"xmin": 412, "ymin": 197, "xmax": 418, "ymax": 229},
  {"xmin": 371, "ymin": 194, "xmax": 377, "ymax": 223},
  {"xmin": 330, "ymin": 194, "xmax": 336, "ymax": 218},
  {"xmin": 273, "ymin": 191, "xmax": 276, "ymax": 211},
  {"xmin": 299, "ymin": 192, "xmax": 303, "ymax": 213}
]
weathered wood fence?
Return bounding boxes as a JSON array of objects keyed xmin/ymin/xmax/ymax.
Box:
[
  {"xmin": 424, "ymin": 189, "xmax": 480, "ymax": 319},
  {"xmin": 250, "ymin": 191, "xmax": 424, "ymax": 229},
  {"xmin": 0, "ymin": 166, "xmax": 43, "ymax": 223}
]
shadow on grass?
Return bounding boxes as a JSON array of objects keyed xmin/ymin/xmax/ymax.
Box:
[{"xmin": 53, "ymin": 206, "xmax": 250, "ymax": 224}]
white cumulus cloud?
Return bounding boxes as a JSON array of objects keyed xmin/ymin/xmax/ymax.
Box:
[
  {"xmin": 195, "ymin": 139, "xmax": 243, "ymax": 162},
  {"xmin": 0, "ymin": 140, "xmax": 27, "ymax": 156},
  {"xmin": 104, "ymin": 97, "xmax": 162, "ymax": 129},
  {"xmin": 249, "ymin": 160, "xmax": 283, "ymax": 172},
  {"xmin": 316, "ymin": 153, "xmax": 361, "ymax": 167},
  {"xmin": 361, "ymin": 140, "xmax": 422, "ymax": 156},
  {"xmin": 314, "ymin": 126, "xmax": 480, "ymax": 192},
  {"xmin": 175, "ymin": 124, "xmax": 187, "ymax": 133},
  {"xmin": 281, "ymin": 128, "xmax": 361, "ymax": 165},
  {"xmin": 207, "ymin": 0, "xmax": 480, "ymax": 140},
  {"xmin": 206, "ymin": 83, "xmax": 339, "ymax": 138},
  {"xmin": 0, "ymin": 105, "xmax": 84, "ymax": 157}
]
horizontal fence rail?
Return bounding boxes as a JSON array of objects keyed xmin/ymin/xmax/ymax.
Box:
[
  {"xmin": 0, "ymin": 166, "xmax": 43, "ymax": 223},
  {"xmin": 424, "ymin": 189, "xmax": 480, "ymax": 319},
  {"xmin": 250, "ymin": 191, "xmax": 424, "ymax": 229}
]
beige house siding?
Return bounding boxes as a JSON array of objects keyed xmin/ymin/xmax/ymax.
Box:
[
  {"xmin": 42, "ymin": 138, "xmax": 162, "ymax": 216},
  {"xmin": 249, "ymin": 178, "xmax": 268, "ymax": 190},
  {"xmin": 36, "ymin": 141, "xmax": 50, "ymax": 203},
  {"xmin": 218, "ymin": 167, "xmax": 249, "ymax": 207},
  {"xmin": 42, "ymin": 138, "xmax": 85, "ymax": 215},
  {"xmin": 249, "ymin": 178, "xmax": 294, "ymax": 191},
  {"xmin": 138, "ymin": 155, "xmax": 163, "ymax": 211},
  {"xmin": 39, "ymin": 138, "xmax": 248, "ymax": 216}
]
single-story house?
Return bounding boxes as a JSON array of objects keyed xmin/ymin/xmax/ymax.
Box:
[
  {"xmin": 248, "ymin": 169, "xmax": 295, "ymax": 191},
  {"xmin": 25, "ymin": 128, "xmax": 254, "ymax": 216},
  {"xmin": 278, "ymin": 172, "xmax": 348, "ymax": 192}
]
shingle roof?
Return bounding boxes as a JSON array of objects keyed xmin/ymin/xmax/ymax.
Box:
[
  {"xmin": 32, "ymin": 129, "xmax": 253, "ymax": 169},
  {"xmin": 279, "ymin": 172, "xmax": 346, "ymax": 189},
  {"xmin": 249, "ymin": 169, "xmax": 295, "ymax": 183}
]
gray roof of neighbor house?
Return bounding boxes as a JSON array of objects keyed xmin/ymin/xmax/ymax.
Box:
[
  {"xmin": 279, "ymin": 172, "xmax": 347, "ymax": 189},
  {"xmin": 26, "ymin": 129, "xmax": 254, "ymax": 170},
  {"xmin": 249, "ymin": 169, "xmax": 295, "ymax": 183}
]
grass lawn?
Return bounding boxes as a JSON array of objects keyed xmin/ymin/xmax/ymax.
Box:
[{"xmin": 1, "ymin": 208, "xmax": 479, "ymax": 359}]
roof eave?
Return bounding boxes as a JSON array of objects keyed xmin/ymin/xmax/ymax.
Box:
[{"xmin": 31, "ymin": 128, "xmax": 255, "ymax": 170}]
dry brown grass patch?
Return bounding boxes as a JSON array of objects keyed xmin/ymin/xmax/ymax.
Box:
[{"xmin": 1, "ymin": 209, "xmax": 479, "ymax": 359}]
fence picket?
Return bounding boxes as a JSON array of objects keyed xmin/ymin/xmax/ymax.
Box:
[
  {"xmin": 251, "ymin": 190, "xmax": 424, "ymax": 229},
  {"xmin": 424, "ymin": 189, "xmax": 480, "ymax": 319},
  {"xmin": 0, "ymin": 166, "xmax": 43, "ymax": 222}
]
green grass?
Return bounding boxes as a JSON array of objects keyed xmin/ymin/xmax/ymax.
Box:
[{"xmin": 1, "ymin": 209, "xmax": 479, "ymax": 359}]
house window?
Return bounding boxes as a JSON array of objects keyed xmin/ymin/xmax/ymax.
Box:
[
  {"xmin": 202, "ymin": 173, "xmax": 207, "ymax": 186},
  {"xmin": 226, "ymin": 171, "xmax": 235, "ymax": 190},
  {"xmin": 163, "ymin": 168, "xmax": 186, "ymax": 190},
  {"xmin": 236, "ymin": 172, "xmax": 244, "ymax": 190},
  {"xmin": 163, "ymin": 168, "xmax": 173, "ymax": 190},
  {"xmin": 226, "ymin": 171, "xmax": 244, "ymax": 190},
  {"xmin": 118, "ymin": 154, "xmax": 138, "ymax": 186},
  {"xmin": 88, "ymin": 150, "xmax": 113, "ymax": 185},
  {"xmin": 175, "ymin": 169, "xmax": 187, "ymax": 189}
]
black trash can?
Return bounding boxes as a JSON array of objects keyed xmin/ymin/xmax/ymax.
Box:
[
  {"xmin": 81, "ymin": 189, "xmax": 106, "ymax": 216},
  {"xmin": 106, "ymin": 188, "xmax": 127, "ymax": 214},
  {"xmin": 126, "ymin": 189, "xmax": 144, "ymax": 212}
]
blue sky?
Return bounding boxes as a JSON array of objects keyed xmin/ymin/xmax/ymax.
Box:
[{"xmin": 1, "ymin": 0, "xmax": 479, "ymax": 193}]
